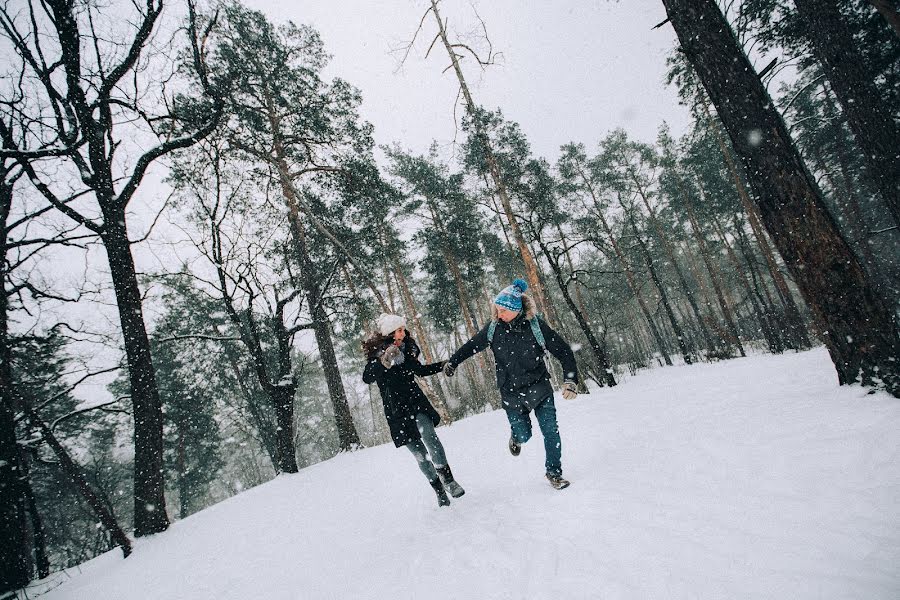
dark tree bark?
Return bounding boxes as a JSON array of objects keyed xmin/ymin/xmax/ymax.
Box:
[
  {"xmin": 626, "ymin": 212, "xmax": 694, "ymax": 364},
  {"xmin": 540, "ymin": 241, "xmax": 617, "ymax": 387},
  {"xmin": 0, "ymin": 176, "xmax": 30, "ymax": 594},
  {"xmin": 101, "ymin": 219, "xmax": 170, "ymax": 534},
  {"xmin": 662, "ymin": 0, "xmax": 900, "ymax": 394},
  {"xmin": 0, "ymin": 0, "xmax": 223, "ymax": 536},
  {"xmin": 286, "ymin": 212, "xmax": 360, "ymax": 451},
  {"xmin": 676, "ymin": 177, "xmax": 746, "ymax": 356},
  {"xmin": 19, "ymin": 400, "xmax": 132, "ymax": 558},
  {"xmin": 0, "ymin": 402, "xmax": 28, "ymax": 594},
  {"xmin": 794, "ymin": 0, "xmax": 900, "ymax": 227},
  {"xmin": 869, "ymin": 0, "xmax": 900, "ymax": 37},
  {"xmin": 21, "ymin": 457, "xmax": 50, "ymax": 579}
]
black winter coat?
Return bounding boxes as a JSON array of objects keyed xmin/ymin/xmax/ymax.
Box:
[
  {"xmin": 448, "ymin": 314, "xmax": 579, "ymax": 413},
  {"xmin": 362, "ymin": 339, "xmax": 444, "ymax": 448}
]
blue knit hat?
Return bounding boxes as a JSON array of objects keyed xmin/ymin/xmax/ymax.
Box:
[{"xmin": 494, "ymin": 278, "xmax": 529, "ymax": 312}]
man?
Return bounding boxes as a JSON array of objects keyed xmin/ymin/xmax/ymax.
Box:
[{"xmin": 443, "ymin": 278, "xmax": 579, "ymax": 489}]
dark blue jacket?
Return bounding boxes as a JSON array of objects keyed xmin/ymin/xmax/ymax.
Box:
[{"xmin": 448, "ymin": 314, "xmax": 578, "ymax": 412}]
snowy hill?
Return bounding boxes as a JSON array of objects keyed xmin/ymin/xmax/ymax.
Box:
[{"xmin": 32, "ymin": 348, "xmax": 900, "ymax": 599}]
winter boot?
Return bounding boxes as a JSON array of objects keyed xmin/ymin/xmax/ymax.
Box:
[
  {"xmin": 436, "ymin": 465, "xmax": 465, "ymax": 498},
  {"xmin": 429, "ymin": 478, "xmax": 451, "ymax": 507},
  {"xmin": 546, "ymin": 473, "xmax": 570, "ymax": 490},
  {"xmin": 508, "ymin": 435, "xmax": 521, "ymax": 456}
]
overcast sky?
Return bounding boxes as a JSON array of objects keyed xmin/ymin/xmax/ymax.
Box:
[{"xmin": 243, "ymin": 0, "xmax": 692, "ymax": 162}]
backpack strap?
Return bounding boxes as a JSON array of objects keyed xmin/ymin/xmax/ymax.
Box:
[
  {"xmin": 529, "ymin": 317, "xmax": 547, "ymax": 353},
  {"xmin": 487, "ymin": 320, "xmax": 498, "ymax": 344}
]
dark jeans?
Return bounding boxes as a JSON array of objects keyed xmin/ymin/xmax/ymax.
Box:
[
  {"xmin": 404, "ymin": 413, "xmax": 448, "ymax": 481},
  {"xmin": 505, "ymin": 396, "xmax": 562, "ymax": 476}
]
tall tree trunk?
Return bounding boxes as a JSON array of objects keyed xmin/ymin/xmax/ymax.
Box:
[
  {"xmin": 631, "ymin": 181, "xmax": 716, "ymax": 356},
  {"xmin": 268, "ymin": 133, "xmax": 360, "ymax": 450},
  {"xmin": 702, "ymin": 102, "xmax": 811, "ymax": 349},
  {"xmin": 577, "ymin": 168, "xmax": 673, "ymax": 365},
  {"xmin": 22, "ymin": 459, "xmax": 49, "ymax": 579},
  {"xmin": 541, "ymin": 240, "xmax": 617, "ymax": 386},
  {"xmin": 794, "ymin": 0, "xmax": 900, "ymax": 226},
  {"xmin": 0, "ymin": 181, "xmax": 30, "ymax": 593},
  {"xmin": 20, "ymin": 400, "xmax": 132, "ymax": 557},
  {"xmin": 101, "ymin": 217, "xmax": 169, "ymax": 536},
  {"xmin": 271, "ymin": 384, "xmax": 299, "ymax": 471},
  {"xmin": 428, "ymin": 0, "xmax": 548, "ymax": 313},
  {"xmin": 223, "ymin": 349, "xmax": 279, "ymax": 470},
  {"xmin": 627, "ymin": 212, "xmax": 694, "ymax": 363},
  {"xmin": 177, "ymin": 422, "xmax": 188, "ymax": 519},
  {"xmin": 869, "ymin": 0, "xmax": 900, "ymax": 37},
  {"xmin": 289, "ymin": 219, "xmax": 360, "ymax": 451},
  {"xmin": 709, "ymin": 210, "xmax": 784, "ymax": 353},
  {"xmin": 663, "ymin": 0, "xmax": 900, "ymax": 394},
  {"xmin": 681, "ymin": 192, "xmax": 747, "ymax": 356}
]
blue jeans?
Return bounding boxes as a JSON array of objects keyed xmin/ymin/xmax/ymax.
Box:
[
  {"xmin": 505, "ymin": 396, "xmax": 562, "ymax": 476},
  {"xmin": 405, "ymin": 413, "xmax": 448, "ymax": 481}
]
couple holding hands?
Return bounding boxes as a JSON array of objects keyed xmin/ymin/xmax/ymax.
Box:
[{"xmin": 362, "ymin": 279, "xmax": 579, "ymax": 507}]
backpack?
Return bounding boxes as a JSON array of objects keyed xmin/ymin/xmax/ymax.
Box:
[{"xmin": 487, "ymin": 317, "xmax": 546, "ymax": 354}]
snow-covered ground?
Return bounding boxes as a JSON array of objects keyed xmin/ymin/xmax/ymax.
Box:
[{"xmin": 31, "ymin": 348, "xmax": 900, "ymax": 599}]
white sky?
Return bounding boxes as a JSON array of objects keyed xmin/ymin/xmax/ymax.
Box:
[{"xmin": 242, "ymin": 0, "xmax": 691, "ymax": 160}]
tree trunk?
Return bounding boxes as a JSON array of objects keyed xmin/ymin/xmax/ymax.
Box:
[
  {"xmin": 20, "ymin": 400, "xmax": 132, "ymax": 557},
  {"xmin": 869, "ymin": 0, "xmax": 900, "ymax": 37},
  {"xmin": 702, "ymin": 101, "xmax": 811, "ymax": 349},
  {"xmin": 663, "ymin": 0, "xmax": 900, "ymax": 394},
  {"xmin": 542, "ymin": 241, "xmax": 617, "ymax": 386},
  {"xmin": 627, "ymin": 213, "xmax": 694, "ymax": 363},
  {"xmin": 578, "ymin": 169, "xmax": 673, "ymax": 365},
  {"xmin": 271, "ymin": 384, "xmax": 299, "ymax": 472},
  {"xmin": 680, "ymin": 191, "xmax": 747, "ymax": 356},
  {"xmin": 292, "ymin": 224, "xmax": 360, "ymax": 451},
  {"xmin": 428, "ymin": 0, "xmax": 549, "ymax": 313},
  {"xmin": 177, "ymin": 422, "xmax": 188, "ymax": 518},
  {"xmin": 271, "ymin": 154, "xmax": 360, "ymax": 451},
  {"xmin": 223, "ymin": 349, "xmax": 279, "ymax": 471},
  {"xmin": 0, "ymin": 181, "xmax": 30, "ymax": 593},
  {"xmin": 101, "ymin": 218, "xmax": 169, "ymax": 536},
  {"xmin": 794, "ymin": 0, "xmax": 900, "ymax": 227},
  {"xmin": 709, "ymin": 210, "xmax": 784, "ymax": 353},
  {"xmin": 0, "ymin": 399, "xmax": 28, "ymax": 593},
  {"xmin": 22, "ymin": 461, "xmax": 50, "ymax": 579},
  {"xmin": 634, "ymin": 182, "xmax": 717, "ymax": 356}
]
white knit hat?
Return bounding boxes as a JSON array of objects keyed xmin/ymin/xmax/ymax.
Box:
[{"xmin": 376, "ymin": 313, "xmax": 406, "ymax": 336}]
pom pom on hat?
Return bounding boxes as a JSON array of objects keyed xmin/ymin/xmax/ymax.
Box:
[
  {"xmin": 494, "ymin": 278, "xmax": 528, "ymax": 312},
  {"xmin": 376, "ymin": 313, "xmax": 406, "ymax": 336}
]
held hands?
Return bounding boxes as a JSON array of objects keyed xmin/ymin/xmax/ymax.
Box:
[
  {"xmin": 562, "ymin": 381, "xmax": 578, "ymax": 400},
  {"xmin": 380, "ymin": 344, "xmax": 401, "ymax": 369},
  {"xmin": 442, "ymin": 362, "xmax": 456, "ymax": 377}
]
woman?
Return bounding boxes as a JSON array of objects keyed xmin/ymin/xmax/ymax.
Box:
[{"xmin": 362, "ymin": 313, "xmax": 465, "ymax": 507}]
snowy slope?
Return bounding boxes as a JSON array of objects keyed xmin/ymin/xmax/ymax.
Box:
[{"xmin": 32, "ymin": 348, "xmax": 900, "ymax": 600}]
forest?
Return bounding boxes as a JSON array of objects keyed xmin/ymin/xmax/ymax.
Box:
[{"xmin": 1, "ymin": 0, "xmax": 898, "ymax": 594}]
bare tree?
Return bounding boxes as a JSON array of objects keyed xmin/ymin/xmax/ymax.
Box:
[{"xmin": 0, "ymin": 0, "xmax": 223, "ymax": 536}]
